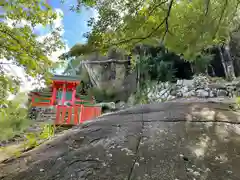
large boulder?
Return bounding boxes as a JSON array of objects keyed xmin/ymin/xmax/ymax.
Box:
[
  {"xmin": 82, "ymin": 60, "xmax": 137, "ymax": 102},
  {"xmin": 1, "ymin": 100, "xmax": 240, "ymax": 180}
]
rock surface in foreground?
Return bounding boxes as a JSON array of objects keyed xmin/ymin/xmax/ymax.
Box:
[{"xmin": 1, "ymin": 101, "xmax": 240, "ymax": 180}]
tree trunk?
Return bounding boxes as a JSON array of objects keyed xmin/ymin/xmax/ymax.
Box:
[
  {"xmin": 190, "ymin": 63, "xmax": 194, "ymax": 74},
  {"xmin": 205, "ymin": 65, "xmax": 209, "ymax": 75},
  {"xmin": 218, "ymin": 45, "xmax": 229, "ymax": 79},
  {"xmin": 136, "ymin": 57, "xmax": 141, "ymax": 92},
  {"xmin": 210, "ymin": 65, "xmax": 216, "ymax": 76},
  {"xmin": 224, "ymin": 44, "xmax": 236, "ymax": 80}
]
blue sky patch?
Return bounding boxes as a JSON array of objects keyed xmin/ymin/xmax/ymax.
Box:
[{"xmin": 48, "ymin": 1, "xmax": 96, "ymax": 47}]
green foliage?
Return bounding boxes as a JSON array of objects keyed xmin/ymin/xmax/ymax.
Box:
[
  {"xmin": 193, "ymin": 53, "xmax": 214, "ymax": 74},
  {"xmin": 24, "ymin": 133, "xmax": 38, "ymax": 149},
  {"xmin": 134, "ymin": 89, "xmax": 149, "ymax": 105},
  {"xmin": 23, "ymin": 124, "xmax": 55, "ymax": 150},
  {"xmin": 137, "ymin": 47, "xmax": 176, "ymax": 83},
  {"xmin": 0, "ymin": 0, "xmax": 64, "ymax": 103},
  {"xmin": 0, "ymin": 74, "xmax": 20, "ymax": 105},
  {"xmin": 63, "ymin": 56, "xmax": 85, "ymax": 74},
  {"xmin": 236, "ymin": 96, "xmax": 240, "ymax": 109},
  {"xmin": 156, "ymin": 60, "xmax": 176, "ymax": 82},
  {"xmin": 0, "ymin": 89, "xmax": 31, "ymax": 142},
  {"xmin": 64, "ymin": 0, "xmax": 97, "ymax": 12},
  {"xmin": 0, "ymin": 123, "xmax": 56, "ymax": 160},
  {"xmin": 88, "ymin": 87, "xmax": 117, "ymax": 102},
  {"xmin": 70, "ymin": 0, "xmax": 240, "ymax": 60},
  {"xmin": 0, "ymin": 2, "xmax": 64, "ymax": 143},
  {"xmin": 67, "ymin": 43, "xmax": 94, "ymax": 57},
  {"xmin": 147, "ymin": 51, "xmax": 176, "ymax": 82},
  {"xmin": 0, "ymin": 100, "xmax": 29, "ymax": 141},
  {"xmin": 39, "ymin": 124, "xmax": 55, "ymax": 139}
]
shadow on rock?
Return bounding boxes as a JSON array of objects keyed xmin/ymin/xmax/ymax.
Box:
[{"xmin": 1, "ymin": 100, "xmax": 240, "ymax": 180}]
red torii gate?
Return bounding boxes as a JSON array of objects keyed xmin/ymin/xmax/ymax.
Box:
[{"xmin": 30, "ymin": 75, "xmax": 102, "ymax": 125}]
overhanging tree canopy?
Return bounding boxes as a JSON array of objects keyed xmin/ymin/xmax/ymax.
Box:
[
  {"xmin": 0, "ymin": 0, "xmax": 64, "ymax": 104},
  {"xmin": 68, "ymin": 0, "xmax": 240, "ymax": 60}
]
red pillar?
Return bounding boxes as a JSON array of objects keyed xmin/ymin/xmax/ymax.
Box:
[
  {"xmin": 62, "ymin": 84, "xmax": 66, "ymax": 105},
  {"xmin": 31, "ymin": 96, "xmax": 34, "ymax": 105},
  {"xmin": 51, "ymin": 86, "xmax": 57, "ymax": 105},
  {"xmin": 71, "ymin": 86, "xmax": 76, "ymax": 105}
]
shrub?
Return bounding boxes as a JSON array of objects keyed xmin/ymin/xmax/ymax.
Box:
[
  {"xmin": 139, "ymin": 52, "xmax": 176, "ymax": 83},
  {"xmin": 23, "ymin": 124, "xmax": 55, "ymax": 150},
  {"xmin": 193, "ymin": 53, "xmax": 213, "ymax": 74},
  {"xmin": 0, "ymin": 101, "xmax": 30, "ymax": 141},
  {"xmin": 88, "ymin": 87, "xmax": 118, "ymax": 102}
]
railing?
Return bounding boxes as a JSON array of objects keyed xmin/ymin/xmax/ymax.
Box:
[
  {"xmin": 31, "ymin": 96, "xmax": 102, "ymax": 125},
  {"xmin": 52, "ymin": 99, "xmax": 94, "ymax": 107},
  {"xmin": 79, "ymin": 105, "xmax": 102, "ymax": 123},
  {"xmin": 55, "ymin": 105, "xmax": 81, "ymax": 125},
  {"xmin": 75, "ymin": 99, "xmax": 94, "ymax": 106},
  {"xmin": 31, "ymin": 96, "xmax": 52, "ymax": 107},
  {"xmin": 31, "ymin": 95, "xmax": 95, "ymax": 106},
  {"xmin": 55, "ymin": 105, "xmax": 102, "ymax": 125}
]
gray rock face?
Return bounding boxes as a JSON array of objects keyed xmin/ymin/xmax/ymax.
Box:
[
  {"xmin": 217, "ymin": 89, "xmax": 229, "ymax": 97},
  {"xmin": 83, "ymin": 60, "xmax": 137, "ymax": 102},
  {"xmin": 1, "ymin": 101, "xmax": 240, "ymax": 180},
  {"xmin": 195, "ymin": 89, "xmax": 209, "ymax": 98},
  {"xmin": 147, "ymin": 75, "xmax": 240, "ymax": 102}
]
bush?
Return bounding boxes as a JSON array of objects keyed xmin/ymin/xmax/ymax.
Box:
[
  {"xmin": 23, "ymin": 124, "xmax": 55, "ymax": 150},
  {"xmin": 139, "ymin": 52, "xmax": 176, "ymax": 83},
  {"xmin": 88, "ymin": 87, "xmax": 117, "ymax": 102},
  {"xmin": 0, "ymin": 101, "xmax": 30, "ymax": 141},
  {"xmin": 134, "ymin": 89, "xmax": 149, "ymax": 104},
  {"xmin": 0, "ymin": 123, "xmax": 56, "ymax": 160},
  {"xmin": 155, "ymin": 60, "xmax": 176, "ymax": 82},
  {"xmin": 193, "ymin": 53, "xmax": 213, "ymax": 74}
]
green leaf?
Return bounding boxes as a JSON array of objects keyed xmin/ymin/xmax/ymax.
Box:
[{"xmin": 66, "ymin": 0, "xmax": 240, "ymax": 60}]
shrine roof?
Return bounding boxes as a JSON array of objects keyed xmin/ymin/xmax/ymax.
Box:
[
  {"xmin": 29, "ymin": 91, "xmax": 52, "ymax": 97},
  {"xmin": 52, "ymin": 75, "xmax": 80, "ymax": 82}
]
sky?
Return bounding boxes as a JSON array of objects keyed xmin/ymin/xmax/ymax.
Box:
[
  {"xmin": 2, "ymin": 2, "xmax": 98, "ymax": 95},
  {"xmin": 48, "ymin": 1, "xmax": 97, "ymax": 47}
]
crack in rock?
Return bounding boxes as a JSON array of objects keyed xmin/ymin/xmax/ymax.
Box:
[{"xmin": 127, "ymin": 114, "xmax": 144, "ymax": 180}]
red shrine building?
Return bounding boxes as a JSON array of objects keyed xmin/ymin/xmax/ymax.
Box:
[{"xmin": 29, "ymin": 75, "xmax": 101, "ymax": 125}]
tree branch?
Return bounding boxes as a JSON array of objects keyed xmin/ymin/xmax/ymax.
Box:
[
  {"xmin": 212, "ymin": 0, "xmax": 228, "ymax": 39},
  {"xmin": 65, "ymin": 0, "xmax": 172, "ymax": 57},
  {"xmin": 108, "ymin": 0, "xmax": 174, "ymax": 47},
  {"xmin": 0, "ymin": 28, "xmax": 51, "ymax": 75},
  {"xmin": 205, "ymin": 0, "xmax": 210, "ymax": 16},
  {"xmin": 160, "ymin": 0, "xmax": 174, "ymax": 44},
  {"xmin": 188, "ymin": 0, "xmax": 211, "ymax": 47},
  {"xmin": 0, "ymin": 62, "xmax": 15, "ymax": 65},
  {"xmin": 82, "ymin": 59, "xmax": 129, "ymax": 64},
  {"xmin": 148, "ymin": 0, "xmax": 168, "ymax": 16},
  {"xmin": 104, "ymin": 0, "xmax": 168, "ymax": 45}
]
